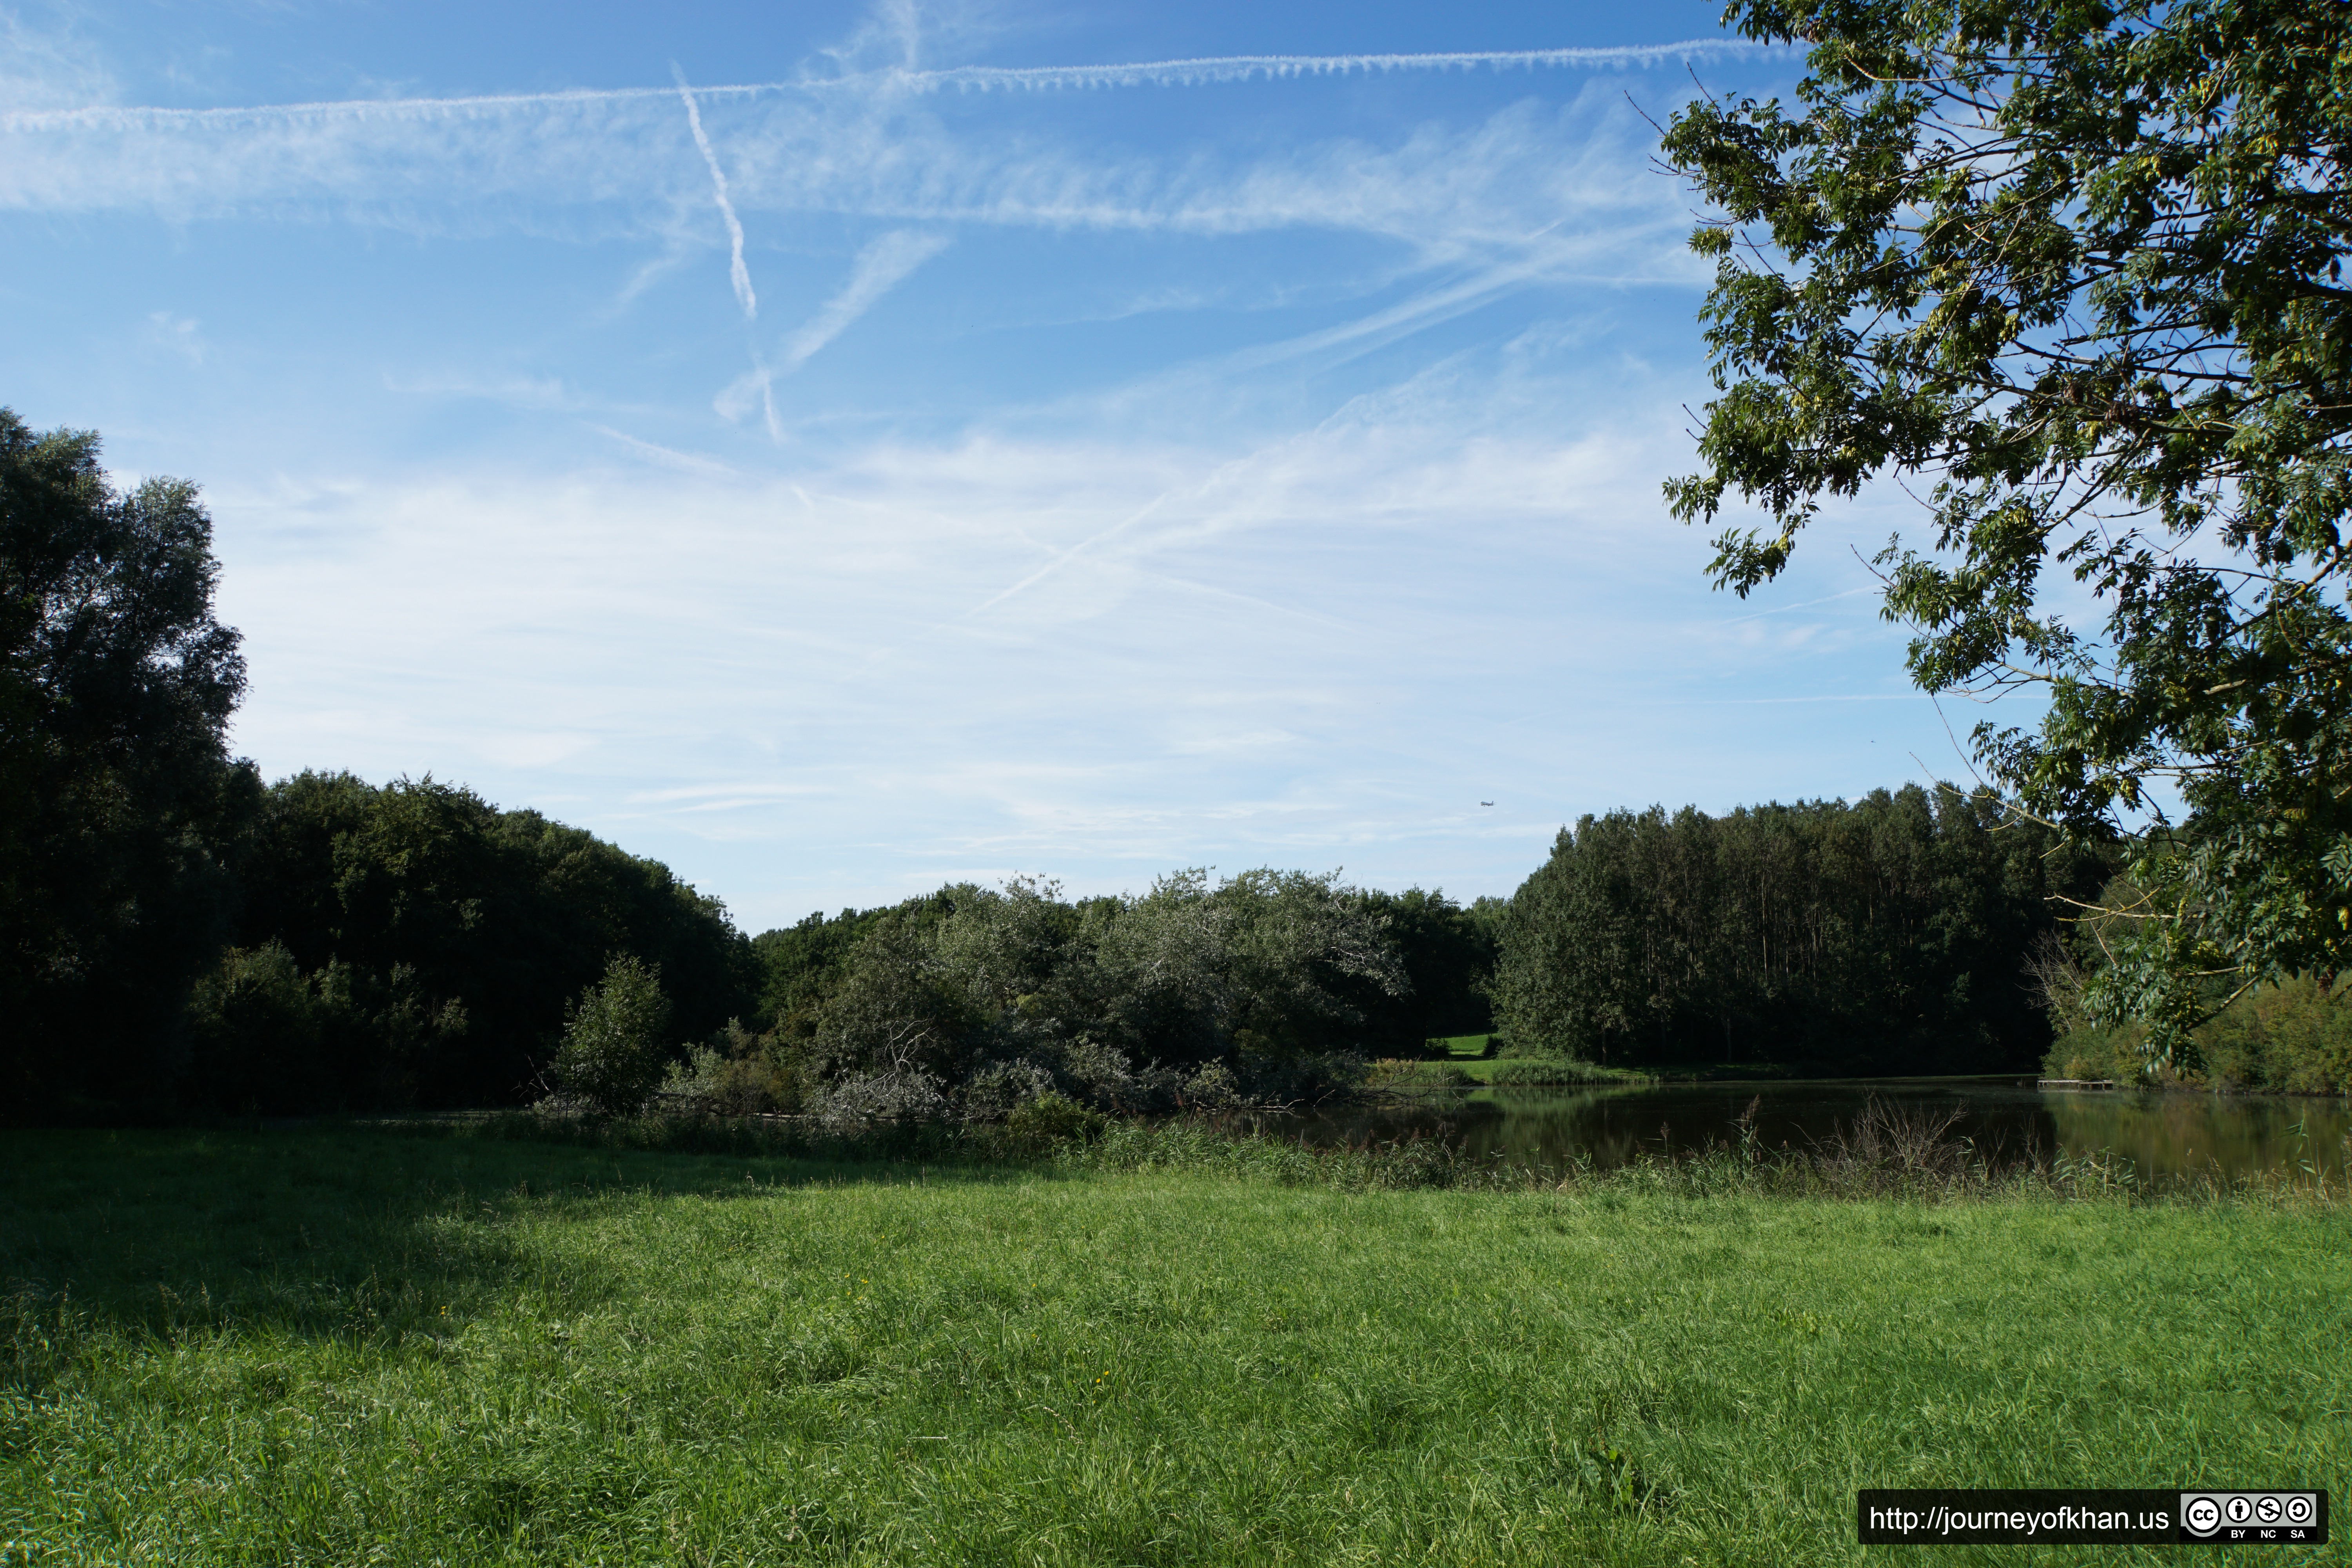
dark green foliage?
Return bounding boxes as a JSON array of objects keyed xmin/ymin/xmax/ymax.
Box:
[
  {"xmin": 1490, "ymin": 785, "xmax": 2113, "ymax": 1071},
  {"xmin": 230, "ymin": 771, "xmax": 756, "ymax": 1107},
  {"xmin": 0, "ymin": 410, "xmax": 254, "ymax": 1119},
  {"xmin": 181, "ymin": 942, "xmax": 469, "ymax": 1116},
  {"xmin": 1660, "ymin": 0, "xmax": 2352, "ymax": 1057},
  {"xmin": 543, "ymin": 955, "xmax": 674, "ymax": 1117},
  {"xmin": 750, "ymin": 904, "xmax": 895, "ymax": 1034},
  {"xmin": 662, "ymin": 1019, "xmax": 806, "ymax": 1117},
  {"xmin": 746, "ymin": 870, "xmax": 1406, "ymax": 1122},
  {"xmin": 1346, "ymin": 887, "xmax": 1497, "ymax": 1054},
  {"xmin": 0, "ymin": 413, "xmax": 762, "ymax": 1122},
  {"xmin": 2050, "ymin": 975, "xmax": 2352, "ymax": 1095},
  {"xmin": 2196, "ymin": 979, "xmax": 2352, "ymax": 1096},
  {"xmin": 1002, "ymin": 1091, "xmax": 1108, "ymax": 1148}
]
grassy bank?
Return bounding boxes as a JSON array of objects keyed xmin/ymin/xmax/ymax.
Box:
[{"xmin": 4, "ymin": 1127, "xmax": 2348, "ymax": 1566}]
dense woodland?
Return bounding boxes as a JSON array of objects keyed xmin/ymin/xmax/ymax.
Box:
[
  {"xmin": 8, "ymin": 407, "xmax": 2348, "ymax": 1121},
  {"xmin": 1488, "ymin": 789, "xmax": 2118, "ymax": 1073}
]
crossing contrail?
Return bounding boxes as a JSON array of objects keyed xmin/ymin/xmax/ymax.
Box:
[
  {"xmin": 897, "ymin": 40, "xmax": 1774, "ymax": 93},
  {"xmin": 673, "ymin": 64, "xmax": 757, "ymax": 320},
  {"xmin": 2, "ymin": 39, "xmax": 1772, "ymax": 131}
]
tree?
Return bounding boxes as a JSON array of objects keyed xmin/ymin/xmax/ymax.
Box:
[
  {"xmin": 1488, "ymin": 787, "xmax": 2107, "ymax": 1069},
  {"xmin": 1348, "ymin": 887, "xmax": 1498, "ymax": 1054},
  {"xmin": 544, "ymin": 953, "xmax": 675, "ymax": 1116},
  {"xmin": 1659, "ymin": 0, "xmax": 2352, "ymax": 1062},
  {"xmin": 236, "ymin": 771, "xmax": 756, "ymax": 1106},
  {"xmin": 0, "ymin": 410, "xmax": 252, "ymax": 1115}
]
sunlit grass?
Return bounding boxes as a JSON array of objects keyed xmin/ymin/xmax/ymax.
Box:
[{"xmin": 4, "ymin": 1127, "xmax": 2347, "ymax": 1565}]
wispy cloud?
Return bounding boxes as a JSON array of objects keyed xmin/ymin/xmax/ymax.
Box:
[
  {"xmin": 0, "ymin": 38, "xmax": 1775, "ymax": 131},
  {"xmin": 672, "ymin": 64, "xmax": 756, "ymax": 319},
  {"xmin": 715, "ymin": 228, "xmax": 950, "ymax": 441},
  {"xmin": 588, "ymin": 425, "xmax": 741, "ymax": 478},
  {"xmin": 385, "ymin": 371, "xmax": 579, "ymax": 408},
  {"xmin": 213, "ymin": 347, "xmax": 1927, "ymax": 923},
  {"xmin": 0, "ymin": 42, "xmax": 1754, "ymax": 273},
  {"xmin": 0, "ymin": 10, "xmax": 119, "ymax": 114},
  {"xmin": 781, "ymin": 229, "xmax": 947, "ymax": 368},
  {"xmin": 146, "ymin": 310, "xmax": 204, "ymax": 364},
  {"xmin": 890, "ymin": 39, "xmax": 1776, "ymax": 93}
]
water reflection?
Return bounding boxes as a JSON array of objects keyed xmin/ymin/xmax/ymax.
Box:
[{"xmin": 1282, "ymin": 1079, "xmax": 2352, "ymax": 1182}]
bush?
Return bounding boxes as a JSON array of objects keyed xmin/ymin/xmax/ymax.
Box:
[
  {"xmin": 2045, "ymin": 978, "xmax": 2352, "ymax": 1095},
  {"xmin": 543, "ymin": 955, "xmax": 673, "ymax": 1117},
  {"xmin": 182, "ymin": 942, "xmax": 333, "ymax": 1114},
  {"xmin": 182, "ymin": 942, "xmax": 467, "ymax": 1113},
  {"xmin": 662, "ymin": 1020, "xmax": 803, "ymax": 1116},
  {"xmin": 807, "ymin": 1069, "xmax": 951, "ymax": 1130},
  {"xmin": 2045, "ymin": 1022, "xmax": 2147, "ymax": 1085},
  {"xmin": 1003, "ymin": 1092, "xmax": 1106, "ymax": 1147},
  {"xmin": 1366, "ymin": 1060, "xmax": 1474, "ymax": 1089},
  {"xmin": 962, "ymin": 1058, "xmax": 1061, "ymax": 1121},
  {"xmin": 2197, "ymin": 978, "xmax": 2352, "ymax": 1095},
  {"xmin": 1486, "ymin": 1058, "xmax": 1608, "ymax": 1085}
]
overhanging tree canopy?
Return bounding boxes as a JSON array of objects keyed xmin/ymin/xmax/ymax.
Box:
[
  {"xmin": 0, "ymin": 408, "xmax": 252, "ymax": 1110},
  {"xmin": 1660, "ymin": 0, "xmax": 2352, "ymax": 1060}
]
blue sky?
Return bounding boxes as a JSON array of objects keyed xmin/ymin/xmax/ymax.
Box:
[{"xmin": 1, "ymin": 0, "xmax": 1988, "ymax": 932}]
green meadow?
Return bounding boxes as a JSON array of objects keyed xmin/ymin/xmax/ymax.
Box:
[{"xmin": 4, "ymin": 1126, "xmax": 2347, "ymax": 1566}]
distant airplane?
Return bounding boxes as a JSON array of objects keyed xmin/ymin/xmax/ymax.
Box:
[{"xmin": 1480, "ymin": 800, "xmax": 1494, "ymax": 807}]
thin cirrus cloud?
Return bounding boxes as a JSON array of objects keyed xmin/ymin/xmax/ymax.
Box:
[
  {"xmin": 716, "ymin": 227, "xmax": 953, "ymax": 437},
  {"xmin": 671, "ymin": 64, "xmax": 757, "ymax": 320},
  {"xmin": 7, "ymin": 11, "xmax": 1958, "ymax": 922},
  {"xmin": 211, "ymin": 361, "xmax": 1927, "ymax": 919},
  {"xmin": 0, "ymin": 40, "xmax": 1764, "ymax": 235},
  {"xmin": 780, "ymin": 230, "xmax": 949, "ymax": 368},
  {"xmin": 0, "ymin": 38, "xmax": 1775, "ymax": 131}
]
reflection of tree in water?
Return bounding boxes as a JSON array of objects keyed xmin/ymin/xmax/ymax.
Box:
[
  {"xmin": 1292, "ymin": 1083, "xmax": 2351, "ymax": 1181},
  {"xmin": 2044, "ymin": 1093, "xmax": 2352, "ymax": 1183}
]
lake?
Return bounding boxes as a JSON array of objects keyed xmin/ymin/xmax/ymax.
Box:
[{"xmin": 1281, "ymin": 1078, "xmax": 2352, "ymax": 1183}]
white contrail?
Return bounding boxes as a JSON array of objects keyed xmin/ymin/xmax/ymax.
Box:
[
  {"xmin": 712, "ymin": 230, "xmax": 943, "ymax": 440},
  {"xmin": 673, "ymin": 64, "xmax": 756, "ymax": 319},
  {"xmin": 897, "ymin": 40, "xmax": 1774, "ymax": 93},
  {"xmin": 779, "ymin": 229, "xmax": 949, "ymax": 369},
  {"xmin": 2, "ymin": 39, "xmax": 1772, "ymax": 131}
]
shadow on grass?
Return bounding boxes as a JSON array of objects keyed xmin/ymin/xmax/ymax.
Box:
[{"xmin": 0, "ymin": 1119, "xmax": 1036, "ymax": 1377}]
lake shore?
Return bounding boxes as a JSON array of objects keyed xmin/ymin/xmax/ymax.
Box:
[{"xmin": 5, "ymin": 1124, "xmax": 2347, "ymax": 1565}]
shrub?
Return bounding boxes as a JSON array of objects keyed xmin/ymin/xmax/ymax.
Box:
[
  {"xmin": 2198, "ymin": 978, "xmax": 2352, "ymax": 1095},
  {"xmin": 182, "ymin": 942, "xmax": 332, "ymax": 1114},
  {"xmin": 1486, "ymin": 1058, "xmax": 1610, "ymax": 1085},
  {"xmin": 1003, "ymin": 1092, "xmax": 1106, "ymax": 1147},
  {"xmin": 962, "ymin": 1058, "xmax": 1061, "ymax": 1121},
  {"xmin": 807, "ymin": 1069, "xmax": 951, "ymax": 1130},
  {"xmin": 663, "ymin": 1020, "xmax": 802, "ymax": 1116},
  {"xmin": 1365, "ymin": 1060, "xmax": 1474, "ymax": 1089},
  {"xmin": 543, "ymin": 955, "xmax": 673, "ymax": 1117},
  {"xmin": 2046, "ymin": 981, "xmax": 2352, "ymax": 1095},
  {"xmin": 182, "ymin": 942, "xmax": 466, "ymax": 1113}
]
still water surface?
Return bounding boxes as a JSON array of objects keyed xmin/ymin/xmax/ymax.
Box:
[{"xmin": 1286, "ymin": 1079, "xmax": 2352, "ymax": 1183}]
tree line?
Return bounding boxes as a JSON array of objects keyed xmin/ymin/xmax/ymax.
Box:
[
  {"xmin": 635, "ymin": 873, "xmax": 1497, "ymax": 1126},
  {"xmin": 18, "ymin": 405, "xmax": 2337, "ymax": 1121},
  {"xmin": 1488, "ymin": 788, "xmax": 2118, "ymax": 1073}
]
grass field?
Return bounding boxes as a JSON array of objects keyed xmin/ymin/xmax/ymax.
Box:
[
  {"xmin": 1432, "ymin": 1034, "xmax": 1497, "ymax": 1058},
  {"xmin": 1408, "ymin": 1038, "xmax": 1647, "ymax": 1086},
  {"xmin": 4, "ymin": 1125, "xmax": 2348, "ymax": 1565}
]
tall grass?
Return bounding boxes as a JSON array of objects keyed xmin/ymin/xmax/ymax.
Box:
[
  {"xmin": 445, "ymin": 1097, "xmax": 2349, "ymax": 1203},
  {"xmin": 1068, "ymin": 1097, "xmax": 2340, "ymax": 1202}
]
